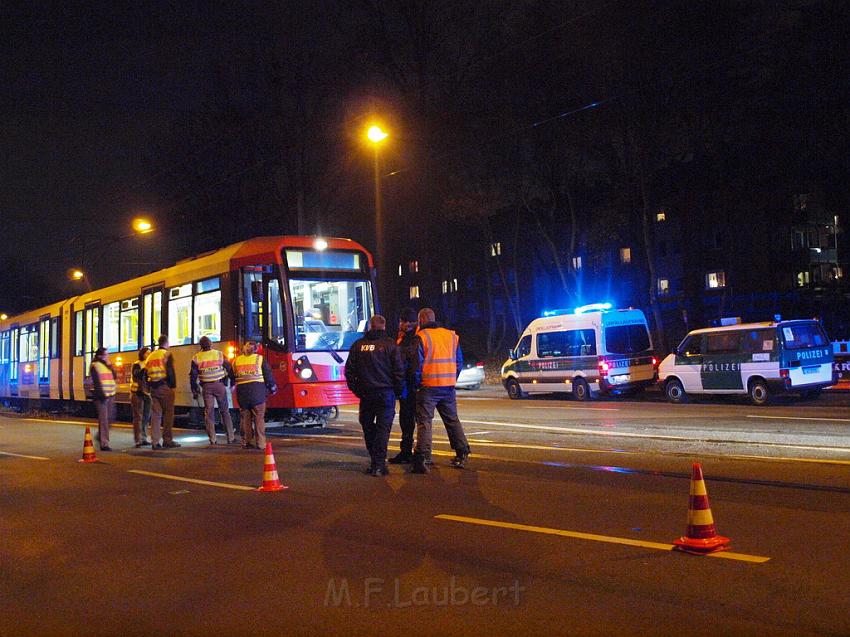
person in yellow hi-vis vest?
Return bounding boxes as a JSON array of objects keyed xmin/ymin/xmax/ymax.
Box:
[
  {"xmin": 145, "ymin": 334, "xmax": 181, "ymax": 450},
  {"xmin": 229, "ymin": 341, "xmax": 276, "ymax": 449},
  {"xmin": 412, "ymin": 307, "xmax": 471, "ymax": 473},
  {"xmin": 130, "ymin": 346, "xmax": 151, "ymax": 447},
  {"xmin": 90, "ymin": 347, "xmax": 117, "ymax": 451},
  {"xmin": 190, "ymin": 336, "xmax": 236, "ymax": 445}
]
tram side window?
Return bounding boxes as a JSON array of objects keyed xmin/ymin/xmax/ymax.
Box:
[
  {"xmin": 242, "ymin": 268, "xmax": 268, "ymax": 342},
  {"xmin": 194, "ymin": 278, "xmax": 221, "ymax": 343},
  {"xmin": 0, "ymin": 330, "xmax": 10, "ymax": 366},
  {"xmin": 50, "ymin": 318, "xmax": 60, "ymax": 358},
  {"xmin": 120, "ymin": 298, "xmax": 139, "ymax": 351},
  {"xmin": 38, "ymin": 318, "xmax": 49, "ymax": 382},
  {"xmin": 74, "ymin": 311, "xmax": 84, "ymax": 356},
  {"xmin": 19, "ymin": 324, "xmax": 38, "ymax": 363},
  {"xmin": 537, "ymin": 329, "xmax": 596, "ymax": 358},
  {"xmin": 84, "ymin": 306, "xmax": 100, "ymax": 372},
  {"xmin": 143, "ymin": 290, "xmax": 163, "ymax": 349},
  {"xmin": 103, "ymin": 302, "xmax": 120, "ymax": 353},
  {"xmin": 10, "ymin": 327, "xmax": 18, "ymax": 381},
  {"xmin": 168, "ymin": 284, "xmax": 193, "ymax": 345},
  {"xmin": 267, "ymin": 279, "xmax": 286, "ymax": 347}
]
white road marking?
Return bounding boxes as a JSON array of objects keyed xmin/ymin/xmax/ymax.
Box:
[
  {"xmin": 0, "ymin": 450, "xmax": 50, "ymax": 460},
  {"xmin": 747, "ymin": 414, "xmax": 850, "ymax": 423},
  {"xmin": 128, "ymin": 469, "xmax": 256, "ymax": 491},
  {"xmin": 521, "ymin": 405, "xmax": 621, "ymax": 411}
]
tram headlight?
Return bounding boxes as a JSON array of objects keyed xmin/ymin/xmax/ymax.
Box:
[
  {"xmin": 293, "ymin": 355, "xmax": 317, "ymax": 382},
  {"xmin": 300, "ymin": 367, "xmax": 314, "ymax": 380}
]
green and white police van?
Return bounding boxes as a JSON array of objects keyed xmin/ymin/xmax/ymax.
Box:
[
  {"xmin": 501, "ymin": 303, "xmax": 658, "ymax": 401},
  {"xmin": 658, "ymin": 319, "xmax": 835, "ymax": 406}
]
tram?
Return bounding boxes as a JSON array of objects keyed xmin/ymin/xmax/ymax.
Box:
[{"xmin": 0, "ymin": 236, "xmax": 376, "ymax": 425}]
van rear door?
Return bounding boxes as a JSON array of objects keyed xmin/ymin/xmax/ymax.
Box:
[{"xmin": 779, "ymin": 322, "xmax": 833, "ymax": 387}]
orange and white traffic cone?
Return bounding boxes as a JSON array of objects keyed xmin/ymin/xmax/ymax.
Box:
[
  {"xmin": 79, "ymin": 426, "xmax": 98, "ymax": 464},
  {"xmin": 256, "ymin": 442, "xmax": 288, "ymax": 492},
  {"xmin": 673, "ymin": 463, "xmax": 730, "ymax": 554}
]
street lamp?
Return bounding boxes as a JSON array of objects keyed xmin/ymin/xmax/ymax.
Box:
[
  {"xmin": 131, "ymin": 217, "xmax": 155, "ymax": 234},
  {"xmin": 68, "ymin": 268, "xmax": 92, "ymax": 292},
  {"xmin": 0, "ymin": 313, "xmax": 7, "ymax": 321},
  {"xmin": 366, "ymin": 124, "xmax": 388, "ymax": 294}
]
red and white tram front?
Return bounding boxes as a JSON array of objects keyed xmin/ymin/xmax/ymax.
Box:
[{"xmin": 234, "ymin": 237, "xmax": 375, "ymax": 424}]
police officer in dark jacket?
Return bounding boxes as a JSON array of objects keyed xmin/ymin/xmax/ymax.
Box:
[
  {"xmin": 389, "ymin": 307, "xmax": 419, "ymax": 464},
  {"xmin": 344, "ymin": 315, "xmax": 404, "ymax": 476}
]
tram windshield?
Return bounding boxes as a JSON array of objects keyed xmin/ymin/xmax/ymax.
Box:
[{"xmin": 289, "ymin": 278, "xmax": 373, "ymax": 351}]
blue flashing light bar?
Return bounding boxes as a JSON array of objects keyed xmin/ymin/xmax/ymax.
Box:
[
  {"xmin": 574, "ymin": 302, "xmax": 613, "ymax": 315},
  {"xmin": 542, "ymin": 309, "xmax": 572, "ymax": 317}
]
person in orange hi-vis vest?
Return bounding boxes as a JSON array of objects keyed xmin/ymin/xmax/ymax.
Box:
[
  {"xmin": 90, "ymin": 347, "xmax": 117, "ymax": 451},
  {"xmin": 145, "ymin": 334, "xmax": 181, "ymax": 450},
  {"xmin": 412, "ymin": 307, "xmax": 471, "ymax": 473},
  {"xmin": 229, "ymin": 341, "xmax": 276, "ymax": 449},
  {"xmin": 190, "ymin": 336, "xmax": 236, "ymax": 445}
]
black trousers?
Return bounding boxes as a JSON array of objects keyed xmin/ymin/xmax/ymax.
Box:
[
  {"xmin": 397, "ymin": 391, "xmax": 416, "ymax": 454},
  {"xmin": 359, "ymin": 389, "xmax": 396, "ymax": 466}
]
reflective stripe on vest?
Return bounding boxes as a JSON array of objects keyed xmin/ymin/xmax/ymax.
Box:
[
  {"xmin": 91, "ymin": 361, "xmax": 117, "ymax": 397},
  {"xmin": 420, "ymin": 327, "xmax": 459, "ymax": 387},
  {"xmin": 193, "ymin": 349, "xmax": 226, "ymax": 382},
  {"xmin": 146, "ymin": 348, "xmax": 169, "ymax": 382},
  {"xmin": 234, "ymin": 354, "xmax": 264, "ymax": 385}
]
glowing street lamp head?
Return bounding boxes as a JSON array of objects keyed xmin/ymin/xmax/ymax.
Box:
[
  {"xmin": 0, "ymin": 313, "xmax": 7, "ymax": 321},
  {"xmin": 132, "ymin": 217, "xmax": 154, "ymax": 234},
  {"xmin": 367, "ymin": 125, "xmax": 388, "ymax": 144},
  {"xmin": 70, "ymin": 269, "xmax": 85, "ymax": 281}
]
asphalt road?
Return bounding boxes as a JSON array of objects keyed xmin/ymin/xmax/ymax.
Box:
[{"xmin": 1, "ymin": 396, "xmax": 849, "ymax": 637}]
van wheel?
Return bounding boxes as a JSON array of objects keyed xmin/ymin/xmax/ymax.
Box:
[
  {"xmin": 572, "ymin": 378, "xmax": 592, "ymax": 401},
  {"xmin": 749, "ymin": 378, "xmax": 770, "ymax": 406},
  {"xmin": 505, "ymin": 379, "xmax": 525, "ymax": 400},
  {"xmin": 665, "ymin": 379, "xmax": 688, "ymax": 404}
]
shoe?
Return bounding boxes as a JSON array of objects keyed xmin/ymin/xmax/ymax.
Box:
[
  {"xmin": 388, "ymin": 451, "xmax": 413, "ymax": 464},
  {"xmin": 163, "ymin": 441, "xmax": 181, "ymax": 448},
  {"xmin": 152, "ymin": 444, "xmax": 163, "ymax": 450},
  {"xmin": 100, "ymin": 446, "xmax": 112, "ymax": 452},
  {"xmin": 451, "ymin": 450, "xmax": 470, "ymax": 469},
  {"xmin": 411, "ymin": 455, "xmax": 429, "ymax": 474},
  {"xmin": 139, "ymin": 440, "xmax": 151, "ymax": 447},
  {"xmin": 226, "ymin": 439, "xmax": 239, "ymax": 445},
  {"xmin": 369, "ymin": 464, "xmax": 390, "ymax": 477},
  {"xmin": 208, "ymin": 441, "xmax": 218, "ymax": 447},
  {"xmin": 364, "ymin": 464, "xmax": 376, "ymax": 475}
]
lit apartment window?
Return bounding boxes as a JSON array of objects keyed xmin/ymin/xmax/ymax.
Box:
[
  {"xmin": 656, "ymin": 210, "xmax": 666, "ymax": 222},
  {"xmin": 705, "ymin": 271, "xmax": 726, "ymax": 289},
  {"xmin": 398, "ymin": 264, "xmax": 402, "ymax": 277},
  {"xmin": 409, "ymin": 286, "xmax": 420, "ymax": 299},
  {"xmin": 409, "ymin": 260, "xmax": 419, "ymax": 273},
  {"xmin": 453, "ymin": 278, "xmax": 458, "ymax": 291},
  {"xmin": 489, "ymin": 242, "xmax": 501, "ymax": 257},
  {"xmin": 619, "ymin": 247, "xmax": 631, "ymax": 264},
  {"xmin": 442, "ymin": 280, "xmax": 448, "ymax": 294},
  {"xmin": 572, "ymin": 256, "xmax": 582, "ymax": 270},
  {"xmin": 796, "ymin": 271, "xmax": 811, "ymax": 287},
  {"xmin": 658, "ymin": 278, "xmax": 670, "ymax": 295}
]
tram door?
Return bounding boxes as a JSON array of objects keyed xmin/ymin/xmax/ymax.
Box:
[{"xmin": 241, "ymin": 267, "xmax": 286, "ymax": 349}]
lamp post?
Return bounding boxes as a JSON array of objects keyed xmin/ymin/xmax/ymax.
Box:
[
  {"xmin": 366, "ymin": 125, "xmax": 389, "ymax": 297},
  {"xmin": 68, "ymin": 268, "xmax": 92, "ymax": 292},
  {"xmin": 69, "ymin": 217, "xmax": 156, "ymax": 290}
]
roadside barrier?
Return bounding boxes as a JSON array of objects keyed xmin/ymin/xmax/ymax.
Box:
[
  {"xmin": 673, "ymin": 463, "xmax": 730, "ymax": 554},
  {"xmin": 257, "ymin": 442, "xmax": 288, "ymax": 492},
  {"xmin": 79, "ymin": 427, "xmax": 98, "ymax": 464}
]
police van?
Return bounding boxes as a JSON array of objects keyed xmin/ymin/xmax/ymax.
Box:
[
  {"xmin": 658, "ymin": 319, "xmax": 835, "ymax": 405},
  {"xmin": 501, "ymin": 303, "xmax": 657, "ymax": 401}
]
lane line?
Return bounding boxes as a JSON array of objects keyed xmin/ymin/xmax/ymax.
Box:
[
  {"xmin": 435, "ymin": 514, "xmax": 771, "ymax": 564},
  {"xmin": 521, "ymin": 405, "xmax": 621, "ymax": 412},
  {"xmin": 747, "ymin": 414, "xmax": 850, "ymax": 423},
  {"xmin": 127, "ymin": 469, "xmax": 255, "ymax": 491},
  {"xmin": 0, "ymin": 450, "xmax": 50, "ymax": 460}
]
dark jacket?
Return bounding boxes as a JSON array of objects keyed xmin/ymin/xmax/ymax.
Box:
[
  {"xmin": 415, "ymin": 322, "xmax": 464, "ymax": 388},
  {"xmin": 228, "ymin": 355, "xmax": 276, "ymax": 409},
  {"xmin": 345, "ymin": 329, "xmax": 404, "ymax": 398},
  {"xmin": 396, "ymin": 327, "xmax": 419, "ymax": 397}
]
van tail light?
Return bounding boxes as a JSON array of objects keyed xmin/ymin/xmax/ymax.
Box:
[
  {"xmin": 475, "ymin": 362, "xmax": 484, "ymax": 368},
  {"xmin": 226, "ymin": 342, "xmax": 238, "ymax": 360},
  {"xmin": 779, "ymin": 368, "xmax": 789, "ymax": 379},
  {"xmin": 651, "ymin": 356, "xmax": 659, "ymax": 368},
  {"xmin": 598, "ymin": 356, "xmax": 609, "ymax": 377}
]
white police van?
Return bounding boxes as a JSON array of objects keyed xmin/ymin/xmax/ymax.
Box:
[
  {"xmin": 501, "ymin": 303, "xmax": 657, "ymax": 401},
  {"xmin": 658, "ymin": 319, "xmax": 835, "ymax": 405}
]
